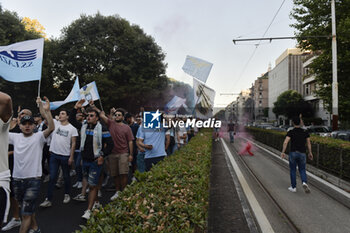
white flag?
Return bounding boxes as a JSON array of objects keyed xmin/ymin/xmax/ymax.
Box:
[
  {"xmin": 193, "ymin": 78, "xmax": 215, "ymax": 119},
  {"xmin": 79, "ymin": 81, "xmax": 100, "ymax": 106},
  {"xmin": 0, "ymin": 38, "xmax": 44, "ymax": 82}
]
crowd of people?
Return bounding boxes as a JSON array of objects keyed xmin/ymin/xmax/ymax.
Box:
[{"xmin": 0, "ymin": 91, "xmax": 197, "ymax": 233}]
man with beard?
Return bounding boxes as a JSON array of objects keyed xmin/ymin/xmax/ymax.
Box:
[{"xmin": 90, "ymin": 102, "xmax": 134, "ymax": 201}]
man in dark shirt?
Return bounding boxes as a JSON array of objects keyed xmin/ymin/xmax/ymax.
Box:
[
  {"xmin": 70, "ymin": 100, "xmax": 114, "ymax": 219},
  {"xmin": 281, "ymin": 116, "xmax": 313, "ymax": 193}
]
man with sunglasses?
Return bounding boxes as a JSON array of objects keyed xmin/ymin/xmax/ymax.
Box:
[
  {"xmin": 90, "ymin": 102, "xmax": 134, "ymax": 201},
  {"xmin": 70, "ymin": 100, "xmax": 114, "ymax": 219}
]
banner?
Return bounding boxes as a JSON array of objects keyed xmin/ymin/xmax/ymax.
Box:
[
  {"xmin": 0, "ymin": 38, "xmax": 44, "ymax": 82},
  {"xmin": 50, "ymin": 77, "xmax": 80, "ymax": 110},
  {"xmin": 193, "ymin": 78, "xmax": 215, "ymax": 119},
  {"xmin": 182, "ymin": 55, "xmax": 213, "ymax": 83},
  {"xmin": 79, "ymin": 81, "xmax": 100, "ymax": 106},
  {"xmin": 164, "ymin": 96, "xmax": 187, "ymax": 114}
]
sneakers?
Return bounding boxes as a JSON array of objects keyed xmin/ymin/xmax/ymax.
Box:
[
  {"xmin": 40, "ymin": 198, "xmax": 52, "ymax": 208},
  {"xmin": 1, "ymin": 218, "xmax": 21, "ymax": 231},
  {"xmin": 43, "ymin": 175, "xmax": 50, "ymax": 183},
  {"xmin": 63, "ymin": 194, "xmax": 71, "ymax": 204},
  {"xmin": 73, "ymin": 193, "xmax": 86, "ymax": 202},
  {"xmin": 110, "ymin": 191, "xmax": 120, "ymax": 201},
  {"xmin": 92, "ymin": 201, "xmax": 101, "ymax": 210},
  {"xmin": 288, "ymin": 187, "xmax": 297, "ymax": 192},
  {"xmin": 98, "ymin": 190, "xmax": 102, "ymax": 198},
  {"xmin": 28, "ymin": 228, "xmax": 41, "ymax": 233},
  {"xmin": 73, "ymin": 181, "xmax": 82, "ymax": 188},
  {"xmin": 303, "ymin": 182, "xmax": 311, "ymax": 193},
  {"xmin": 70, "ymin": 169, "xmax": 76, "ymax": 177},
  {"xmin": 55, "ymin": 181, "xmax": 62, "ymax": 188},
  {"xmin": 82, "ymin": 210, "xmax": 91, "ymax": 220}
]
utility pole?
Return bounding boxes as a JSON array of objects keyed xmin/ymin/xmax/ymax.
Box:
[{"xmin": 331, "ymin": 0, "xmax": 339, "ymax": 130}]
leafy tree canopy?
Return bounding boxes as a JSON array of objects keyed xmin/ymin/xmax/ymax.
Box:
[
  {"xmin": 273, "ymin": 90, "xmax": 313, "ymax": 119},
  {"xmin": 54, "ymin": 13, "xmax": 168, "ymax": 113},
  {"xmin": 291, "ymin": 0, "xmax": 350, "ymax": 121}
]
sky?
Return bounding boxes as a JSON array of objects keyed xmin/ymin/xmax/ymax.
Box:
[{"xmin": 1, "ymin": 0, "xmax": 298, "ymax": 109}]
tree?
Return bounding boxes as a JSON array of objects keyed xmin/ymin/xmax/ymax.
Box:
[
  {"xmin": 291, "ymin": 0, "xmax": 350, "ymax": 121},
  {"xmin": 273, "ymin": 90, "xmax": 313, "ymax": 119},
  {"xmin": 56, "ymin": 13, "xmax": 168, "ymax": 113},
  {"xmin": 21, "ymin": 17, "xmax": 47, "ymax": 38}
]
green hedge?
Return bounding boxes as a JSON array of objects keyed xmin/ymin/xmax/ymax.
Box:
[
  {"xmin": 247, "ymin": 127, "xmax": 350, "ymax": 182},
  {"xmin": 77, "ymin": 130, "xmax": 212, "ymax": 233}
]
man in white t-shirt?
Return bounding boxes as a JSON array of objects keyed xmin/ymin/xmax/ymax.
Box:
[
  {"xmin": 40, "ymin": 109, "xmax": 78, "ymax": 207},
  {"xmin": 9, "ymin": 97, "xmax": 54, "ymax": 233},
  {"xmin": 0, "ymin": 91, "xmax": 12, "ymax": 228}
]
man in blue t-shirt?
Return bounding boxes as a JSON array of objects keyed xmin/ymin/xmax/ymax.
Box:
[{"xmin": 136, "ymin": 125, "xmax": 170, "ymax": 172}]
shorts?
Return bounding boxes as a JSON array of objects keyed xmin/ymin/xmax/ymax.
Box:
[
  {"xmin": 108, "ymin": 153, "xmax": 129, "ymax": 176},
  {"xmin": 82, "ymin": 160, "xmax": 102, "ymax": 186},
  {"xmin": 12, "ymin": 178, "xmax": 41, "ymax": 216}
]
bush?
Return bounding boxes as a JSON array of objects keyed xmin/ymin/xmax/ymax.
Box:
[
  {"xmin": 247, "ymin": 127, "xmax": 350, "ymax": 181},
  {"xmin": 77, "ymin": 130, "xmax": 212, "ymax": 233}
]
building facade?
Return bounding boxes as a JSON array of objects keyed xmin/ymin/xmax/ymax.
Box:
[
  {"xmin": 252, "ymin": 72, "xmax": 269, "ymax": 122},
  {"xmin": 268, "ymin": 48, "xmax": 310, "ymax": 122}
]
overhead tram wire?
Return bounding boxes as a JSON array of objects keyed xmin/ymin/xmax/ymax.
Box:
[{"xmin": 231, "ymin": 0, "xmax": 287, "ymax": 89}]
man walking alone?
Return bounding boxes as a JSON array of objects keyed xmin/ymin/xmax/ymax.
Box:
[{"xmin": 281, "ymin": 116, "xmax": 313, "ymax": 193}]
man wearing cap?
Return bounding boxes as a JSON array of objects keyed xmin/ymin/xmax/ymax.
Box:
[
  {"xmin": 0, "ymin": 91, "xmax": 12, "ymax": 229},
  {"xmin": 8, "ymin": 97, "xmax": 54, "ymax": 233}
]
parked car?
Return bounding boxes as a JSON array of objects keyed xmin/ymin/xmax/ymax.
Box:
[
  {"xmin": 331, "ymin": 130, "xmax": 350, "ymax": 141},
  {"xmin": 306, "ymin": 126, "xmax": 331, "ymax": 137}
]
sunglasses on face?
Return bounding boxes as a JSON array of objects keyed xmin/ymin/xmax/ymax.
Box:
[
  {"xmin": 114, "ymin": 113, "xmax": 122, "ymax": 117},
  {"xmin": 87, "ymin": 114, "xmax": 96, "ymax": 118}
]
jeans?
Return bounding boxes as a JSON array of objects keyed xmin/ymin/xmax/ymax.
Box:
[
  {"xmin": 13, "ymin": 178, "xmax": 41, "ymax": 215},
  {"xmin": 229, "ymin": 131, "xmax": 234, "ymax": 143},
  {"xmin": 144, "ymin": 156, "xmax": 165, "ymax": 172},
  {"xmin": 289, "ymin": 151, "xmax": 307, "ymax": 188},
  {"xmin": 47, "ymin": 153, "xmax": 71, "ymax": 201},
  {"xmin": 137, "ymin": 151, "xmax": 146, "ymax": 173},
  {"xmin": 74, "ymin": 151, "xmax": 83, "ymax": 182}
]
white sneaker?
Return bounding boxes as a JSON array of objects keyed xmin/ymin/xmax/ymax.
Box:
[
  {"xmin": 73, "ymin": 193, "xmax": 86, "ymax": 202},
  {"xmin": 288, "ymin": 187, "xmax": 297, "ymax": 193},
  {"xmin": 82, "ymin": 210, "xmax": 91, "ymax": 220},
  {"xmin": 302, "ymin": 182, "xmax": 311, "ymax": 193},
  {"xmin": 1, "ymin": 217, "xmax": 21, "ymax": 231},
  {"xmin": 63, "ymin": 194, "xmax": 71, "ymax": 204},
  {"xmin": 92, "ymin": 201, "xmax": 101, "ymax": 210},
  {"xmin": 40, "ymin": 198, "xmax": 52, "ymax": 208},
  {"xmin": 98, "ymin": 190, "xmax": 102, "ymax": 197},
  {"xmin": 70, "ymin": 170, "xmax": 76, "ymax": 176},
  {"xmin": 43, "ymin": 175, "xmax": 50, "ymax": 183},
  {"xmin": 110, "ymin": 191, "xmax": 120, "ymax": 201},
  {"xmin": 73, "ymin": 181, "xmax": 82, "ymax": 188}
]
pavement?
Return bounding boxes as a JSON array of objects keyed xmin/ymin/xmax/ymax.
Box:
[{"xmin": 2, "ymin": 176, "xmax": 116, "ymax": 233}]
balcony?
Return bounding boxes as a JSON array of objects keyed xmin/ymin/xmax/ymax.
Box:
[{"xmin": 303, "ymin": 74, "xmax": 316, "ymax": 85}]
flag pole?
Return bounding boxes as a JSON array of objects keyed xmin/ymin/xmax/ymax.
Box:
[
  {"xmin": 99, "ymin": 99, "xmax": 104, "ymax": 112},
  {"xmin": 37, "ymin": 78, "xmax": 42, "ymax": 97}
]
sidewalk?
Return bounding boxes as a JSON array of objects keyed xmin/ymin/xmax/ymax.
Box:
[{"xmin": 208, "ymin": 139, "xmax": 250, "ymax": 233}]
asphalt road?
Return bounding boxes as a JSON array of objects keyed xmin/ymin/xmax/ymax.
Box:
[{"xmin": 2, "ymin": 176, "xmax": 116, "ymax": 233}]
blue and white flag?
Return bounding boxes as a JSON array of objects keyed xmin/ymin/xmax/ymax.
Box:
[
  {"xmin": 164, "ymin": 96, "xmax": 187, "ymax": 114},
  {"xmin": 0, "ymin": 38, "xmax": 44, "ymax": 82},
  {"xmin": 50, "ymin": 77, "xmax": 81, "ymax": 110},
  {"xmin": 79, "ymin": 81, "xmax": 100, "ymax": 106},
  {"xmin": 182, "ymin": 55, "xmax": 213, "ymax": 83}
]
